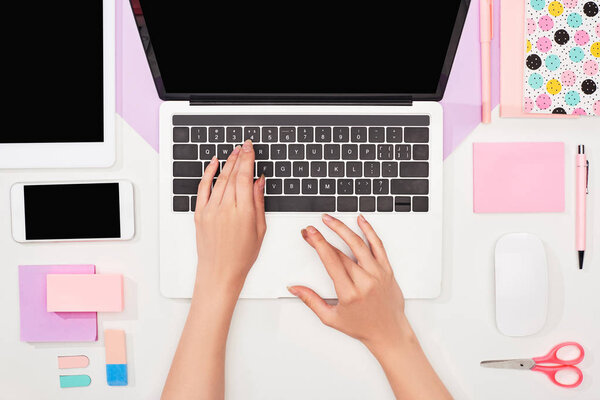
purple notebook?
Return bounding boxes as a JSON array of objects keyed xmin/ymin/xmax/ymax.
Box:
[{"xmin": 19, "ymin": 265, "xmax": 98, "ymax": 342}]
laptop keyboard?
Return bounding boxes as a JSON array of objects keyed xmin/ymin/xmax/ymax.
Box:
[{"xmin": 170, "ymin": 115, "xmax": 430, "ymax": 213}]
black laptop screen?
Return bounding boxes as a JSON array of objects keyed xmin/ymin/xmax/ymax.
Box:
[{"xmin": 133, "ymin": 1, "xmax": 468, "ymax": 101}]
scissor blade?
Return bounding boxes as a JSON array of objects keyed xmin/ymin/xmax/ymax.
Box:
[{"xmin": 480, "ymin": 359, "xmax": 535, "ymax": 370}]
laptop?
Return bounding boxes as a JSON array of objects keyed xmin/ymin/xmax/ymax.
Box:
[
  {"xmin": 0, "ymin": 0, "xmax": 115, "ymax": 169},
  {"xmin": 131, "ymin": 1, "xmax": 470, "ymax": 298}
]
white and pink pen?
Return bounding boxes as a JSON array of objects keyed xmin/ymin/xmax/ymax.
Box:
[{"xmin": 576, "ymin": 145, "xmax": 589, "ymax": 269}]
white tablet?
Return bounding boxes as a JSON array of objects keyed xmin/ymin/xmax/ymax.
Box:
[{"xmin": 0, "ymin": 0, "xmax": 115, "ymax": 168}]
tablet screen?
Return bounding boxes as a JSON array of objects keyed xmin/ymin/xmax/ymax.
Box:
[{"xmin": 3, "ymin": 2, "xmax": 103, "ymax": 143}]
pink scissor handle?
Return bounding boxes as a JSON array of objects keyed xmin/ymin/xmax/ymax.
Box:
[
  {"xmin": 533, "ymin": 342, "xmax": 585, "ymax": 365},
  {"xmin": 531, "ymin": 365, "xmax": 583, "ymax": 388}
]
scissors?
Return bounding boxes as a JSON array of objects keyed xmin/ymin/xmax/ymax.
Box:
[{"xmin": 480, "ymin": 342, "xmax": 585, "ymax": 388}]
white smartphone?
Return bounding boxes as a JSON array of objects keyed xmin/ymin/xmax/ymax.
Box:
[{"xmin": 11, "ymin": 180, "xmax": 135, "ymax": 243}]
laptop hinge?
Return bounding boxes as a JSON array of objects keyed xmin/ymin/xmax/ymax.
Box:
[{"xmin": 188, "ymin": 95, "xmax": 413, "ymax": 107}]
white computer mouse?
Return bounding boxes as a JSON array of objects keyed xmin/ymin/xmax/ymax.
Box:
[{"xmin": 495, "ymin": 233, "xmax": 548, "ymax": 336}]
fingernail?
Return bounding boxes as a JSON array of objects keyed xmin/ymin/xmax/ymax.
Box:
[
  {"xmin": 358, "ymin": 214, "xmax": 367, "ymax": 223},
  {"xmin": 300, "ymin": 228, "xmax": 308, "ymax": 238},
  {"xmin": 322, "ymin": 214, "xmax": 333, "ymax": 223},
  {"xmin": 258, "ymin": 174, "xmax": 266, "ymax": 190},
  {"xmin": 232, "ymin": 145, "xmax": 241, "ymax": 155},
  {"xmin": 306, "ymin": 225, "xmax": 317, "ymax": 234},
  {"xmin": 287, "ymin": 286, "xmax": 299, "ymax": 296},
  {"xmin": 242, "ymin": 139, "xmax": 253, "ymax": 152},
  {"xmin": 210, "ymin": 156, "xmax": 218, "ymax": 164}
]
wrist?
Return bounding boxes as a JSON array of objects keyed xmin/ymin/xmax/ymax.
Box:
[{"xmin": 363, "ymin": 314, "xmax": 418, "ymax": 360}]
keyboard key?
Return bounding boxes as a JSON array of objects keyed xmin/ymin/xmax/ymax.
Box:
[
  {"xmin": 191, "ymin": 127, "xmax": 207, "ymax": 142},
  {"xmin": 369, "ymin": 127, "xmax": 385, "ymax": 143},
  {"xmin": 324, "ymin": 144, "xmax": 340, "ymax": 160},
  {"xmin": 191, "ymin": 196, "xmax": 197, "ymax": 212},
  {"xmin": 395, "ymin": 145, "xmax": 411, "ymax": 160},
  {"xmin": 244, "ymin": 127, "xmax": 260, "ymax": 142},
  {"xmin": 373, "ymin": 179, "xmax": 389, "ymax": 195},
  {"xmin": 288, "ymin": 144, "xmax": 305, "ymax": 160},
  {"xmin": 333, "ymin": 127, "xmax": 350, "ymax": 142},
  {"xmin": 280, "ymin": 127, "xmax": 296, "ymax": 142},
  {"xmin": 173, "ymin": 127, "xmax": 189, "ymax": 142},
  {"xmin": 284, "ymin": 179, "xmax": 301, "ymax": 194},
  {"xmin": 413, "ymin": 145, "xmax": 429, "ymax": 160},
  {"xmin": 377, "ymin": 196, "xmax": 394, "ymax": 212},
  {"xmin": 306, "ymin": 144, "xmax": 322, "ymax": 160},
  {"xmin": 386, "ymin": 127, "xmax": 403, "ymax": 142},
  {"xmin": 360, "ymin": 144, "xmax": 376, "ymax": 160},
  {"xmin": 174, "ymin": 144, "xmax": 198, "ymax": 160},
  {"xmin": 337, "ymin": 196, "xmax": 358, "ymax": 212},
  {"xmin": 226, "ymin": 127, "xmax": 242, "ymax": 142},
  {"xmin": 382, "ymin": 162, "xmax": 398, "ymax": 177},
  {"xmin": 302, "ymin": 179, "xmax": 318, "ymax": 194},
  {"xmin": 351, "ymin": 127, "xmax": 367, "ymax": 142},
  {"xmin": 311, "ymin": 162, "xmax": 327, "ymax": 177},
  {"xmin": 266, "ymin": 179, "xmax": 283, "ymax": 194},
  {"xmin": 209, "ymin": 127, "xmax": 225, "ymax": 142},
  {"xmin": 173, "ymin": 179, "xmax": 200, "ymax": 194},
  {"xmin": 337, "ymin": 179, "xmax": 353, "ymax": 195},
  {"xmin": 328, "ymin": 162, "xmax": 345, "ymax": 177},
  {"xmin": 264, "ymin": 196, "xmax": 335, "ymax": 212},
  {"xmin": 359, "ymin": 196, "xmax": 376, "ymax": 212},
  {"xmin": 404, "ymin": 127, "xmax": 429, "ymax": 143},
  {"xmin": 217, "ymin": 144, "xmax": 233, "ymax": 159},
  {"xmin": 275, "ymin": 161, "xmax": 292, "ymax": 177},
  {"xmin": 378, "ymin": 144, "xmax": 393, "ymax": 160},
  {"xmin": 262, "ymin": 127, "xmax": 278, "ymax": 142},
  {"xmin": 391, "ymin": 179, "xmax": 429, "ymax": 194},
  {"xmin": 199, "ymin": 144, "xmax": 215, "ymax": 160},
  {"xmin": 347, "ymin": 162, "xmax": 362, "ymax": 177},
  {"xmin": 355, "ymin": 179, "xmax": 371, "ymax": 194},
  {"xmin": 257, "ymin": 161, "xmax": 274, "ymax": 177},
  {"xmin": 400, "ymin": 162, "xmax": 429, "ymax": 177},
  {"xmin": 271, "ymin": 144, "xmax": 287, "ymax": 159},
  {"xmin": 293, "ymin": 161, "xmax": 309, "ymax": 177},
  {"xmin": 394, "ymin": 196, "xmax": 411, "ymax": 212},
  {"xmin": 316, "ymin": 127, "xmax": 332, "ymax": 142},
  {"xmin": 254, "ymin": 144, "xmax": 269, "ymax": 160},
  {"xmin": 413, "ymin": 196, "xmax": 429, "ymax": 212},
  {"xmin": 342, "ymin": 144, "xmax": 358, "ymax": 160},
  {"xmin": 298, "ymin": 127, "xmax": 314, "ymax": 142},
  {"xmin": 320, "ymin": 179, "xmax": 336, "ymax": 194},
  {"xmin": 173, "ymin": 161, "xmax": 203, "ymax": 177},
  {"xmin": 364, "ymin": 162, "xmax": 380, "ymax": 177},
  {"xmin": 173, "ymin": 196, "xmax": 189, "ymax": 212}
]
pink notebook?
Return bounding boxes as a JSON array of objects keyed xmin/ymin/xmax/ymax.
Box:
[{"xmin": 473, "ymin": 142, "xmax": 565, "ymax": 213}]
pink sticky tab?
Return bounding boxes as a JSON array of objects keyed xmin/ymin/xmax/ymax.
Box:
[
  {"xmin": 105, "ymin": 329, "xmax": 127, "ymax": 364},
  {"xmin": 47, "ymin": 274, "xmax": 124, "ymax": 312}
]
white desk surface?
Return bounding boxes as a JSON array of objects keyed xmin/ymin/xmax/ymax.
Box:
[{"xmin": 1, "ymin": 110, "xmax": 599, "ymax": 400}]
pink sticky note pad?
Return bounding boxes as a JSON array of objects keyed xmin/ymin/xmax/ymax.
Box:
[
  {"xmin": 18, "ymin": 265, "xmax": 97, "ymax": 342},
  {"xmin": 47, "ymin": 274, "xmax": 124, "ymax": 312},
  {"xmin": 473, "ymin": 142, "xmax": 565, "ymax": 213}
]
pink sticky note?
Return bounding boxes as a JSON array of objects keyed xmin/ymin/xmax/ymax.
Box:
[
  {"xmin": 18, "ymin": 265, "xmax": 97, "ymax": 342},
  {"xmin": 47, "ymin": 274, "xmax": 124, "ymax": 312},
  {"xmin": 473, "ymin": 142, "xmax": 565, "ymax": 213}
]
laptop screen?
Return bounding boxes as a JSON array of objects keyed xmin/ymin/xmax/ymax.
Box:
[{"xmin": 132, "ymin": 1, "xmax": 469, "ymax": 101}]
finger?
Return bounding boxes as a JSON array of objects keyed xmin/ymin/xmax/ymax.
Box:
[
  {"xmin": 254, "ymin": 175, "xmax": 266, "ymax": 235},
  {"xmin": 235, "ymin": 140, "xmax": 256, "ymax": 208},
  {"xmin": 288, "ymin": 286, "xmax": 335, "ymax": 326},
  {"xmin": 357, "ymin": 214, "xmax": 391, "ymax": 269},
  {"xmin": 301, "ymin": 226, "xmax": 355, "ymax": 293},
  {"xmin": 321, "ymin": 214, "xmax": 378, "ymax": 274},
  {"xmin": 195, "ymin": 156, "xmax": 219, "ymax": 212},
  {"xmin": 333, "ymin": 247, "xmax": 371, "ymax": 283},
  {"xmin": 208, "ymin": 146, "xmax": 241, "ymax": 206},
  {"xmin": 222, "ymin": 140, "xmax": 252, "ymax": 205}
]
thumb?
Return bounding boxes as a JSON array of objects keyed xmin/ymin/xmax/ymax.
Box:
[{"xmin": 288, "ymin": 285, "xmax": 335, "ymax": 326}]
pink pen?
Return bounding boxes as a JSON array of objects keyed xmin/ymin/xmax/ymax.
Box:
[
  {"xmin": 576, "ymin": 145, "xmax": 589, "ymax": 269},
  {"xmin": 480, "ymin": 0, "xmax": 493, "ymax": 123}
]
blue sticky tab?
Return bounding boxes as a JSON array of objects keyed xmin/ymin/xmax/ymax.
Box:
[
  {"xmin": 106, "ymin": 364, "xmax": 128, "ymax": 386},
  {"xmin": 60, "ymin": 374, "xmax": 91, "ymax": 388}
]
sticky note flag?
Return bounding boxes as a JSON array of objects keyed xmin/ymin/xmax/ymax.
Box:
[
  {"xmin": 59, "ymin": 375, "xmax": 91, "ymax": 388},
  {"xmin": 105, "ymin": 329, "xmax": 128, "ymax": 386},
  {"xmin": 18, "ymin": 265, "xmax": 97, "ymax": 342},
  {"xmin": 47, "ymin": 274, "xmax": 124, "ymax": 312},
  {"xmin": 58, "ymin": 355, "xmax": 90, "ymax": 369}
]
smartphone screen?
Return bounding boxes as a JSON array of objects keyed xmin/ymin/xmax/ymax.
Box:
[{"xmin": 24, "ymin": 183, "xmax": 121, "ymax": 240}]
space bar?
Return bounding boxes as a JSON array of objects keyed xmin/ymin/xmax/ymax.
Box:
[{"xmin": 264, "ymin": 196, "xmax": 335, "ymax": 212}]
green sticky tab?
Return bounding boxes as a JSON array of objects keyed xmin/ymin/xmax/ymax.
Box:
[{"xmin": 59, "ymin": 374, "xmax": 91, "ymax": 388}]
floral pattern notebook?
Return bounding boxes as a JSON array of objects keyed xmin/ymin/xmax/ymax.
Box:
[{"xmin": 524, "ymin": 0, "xmax": 600, "ymax": 115}]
